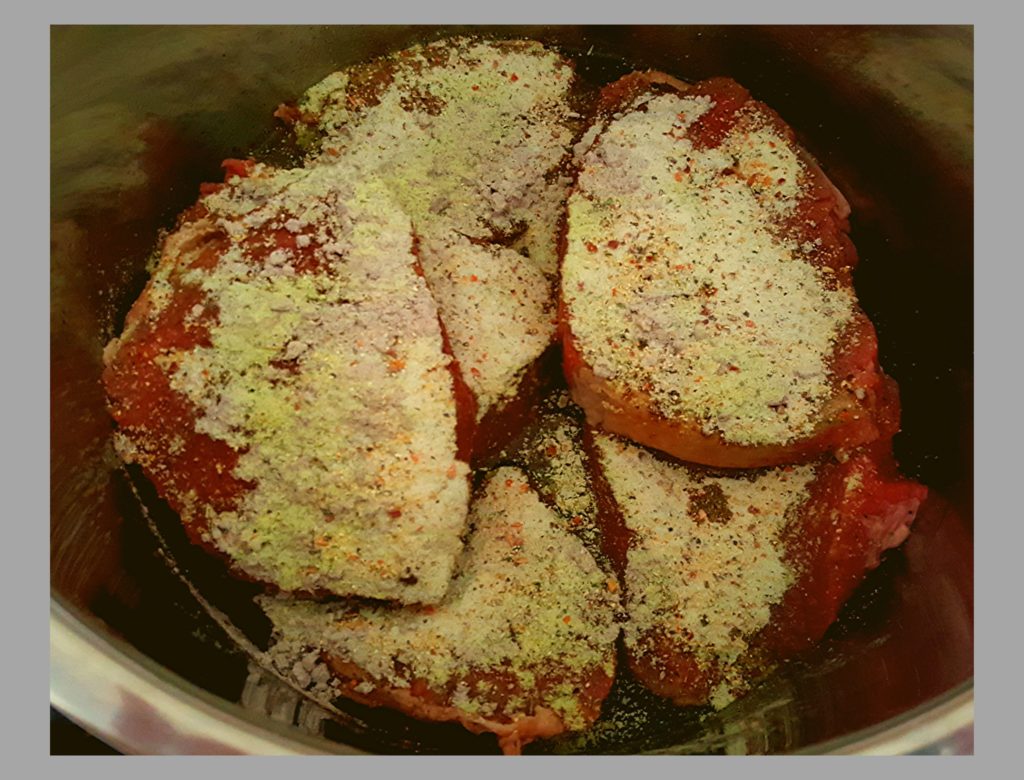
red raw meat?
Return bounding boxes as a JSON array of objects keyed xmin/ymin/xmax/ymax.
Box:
[
  {"xmin": 561, "ymin": 73, "xmax": 900, "ymax": 469},
  {"xmin": 584, "ymin": 428, "xmax": 926, "ymax": 706}
]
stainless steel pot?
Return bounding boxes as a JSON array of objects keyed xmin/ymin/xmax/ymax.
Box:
[{"xmin": 50, "ymin": 24, "xmax": 973, "ymax": 755}]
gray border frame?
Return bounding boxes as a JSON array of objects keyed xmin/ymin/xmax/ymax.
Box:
[{"xmin": 32, "ymin": 0, "xmax": 1005, "ymax": 775}]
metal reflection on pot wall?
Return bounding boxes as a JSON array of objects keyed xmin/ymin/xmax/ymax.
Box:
[{"xmin": 50, "ymin": 24, "xmax": 972, "ymax": 755}]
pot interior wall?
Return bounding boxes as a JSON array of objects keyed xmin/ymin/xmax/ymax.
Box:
[{"xmin": 50, "ymin": 25, "xmax": 973, "ymax": 754}]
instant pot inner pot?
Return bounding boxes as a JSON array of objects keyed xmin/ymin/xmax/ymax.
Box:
[{"xmin": 50, "ymin": 25, "xmax": 973, "ymax": 754}]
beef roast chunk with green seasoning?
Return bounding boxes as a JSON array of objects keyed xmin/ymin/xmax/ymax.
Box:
[
  {"xmin": 561, "ymin": 73, "xmax": 901, "ymax": 468},
  {"xmin": 258, "ymin": 467, "xmax": 621, "ymax": 755},
  {"xmin": 102, "ymin": 159, "xmax": 474, "ymax": 603},
  {"xmin": 278, "ymin": 37, "xmax": 583, "ymax": 457},
  {"xmin": 585, "ymin": 429, "xmax": 926, "ymax": 708}
]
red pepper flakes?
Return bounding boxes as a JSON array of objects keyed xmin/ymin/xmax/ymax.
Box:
[
  {"xmin": 585, "ymin": 241, "xmax": 598, "ymax": 253},
  {"xmin": 745, "ymin": 319, "xmax": 756, "ymax": 328},
  {"xmin": 545, "ymin": 444, "xmax": 559, "ymax": 457},
  {"xmin": 471, "ymin": 84, "xmax": 480, "ymax": 91},
  {"xmin": 469, "ymin": 366, "xmax": 482, "ymax": 377},
  {"xmin": 607, "ymin": 239, "xmax": 620, "ymax": 249},
  {"xmin": 674, "ymin": 170, "xmax": 684, "ymax": 182},
  {"xmin": 388, "ymin": 508, "xmax": 403, "ymax": 519},
  {"xmin": 469, "ymin": 274, "xmax": 479, "ymax": 282},
  {"xmin": 447, "ymin": 464, "xmax": 458, "ymax": 479},
  {"xmin": 509, "ymin": 73, "xmax": 519, "ymax": 82},
  {"xmin": 505, "ymin": 478, "xmax": 515, "ymax": 488},
  {"xmin": 570, "ymin": 516, "xmax": 584, "ymax": 527},
  {"xmin": 562, "ymin": 615, "xmax": 572, "ymax": 624},
  {"xmin": 388, "ymin": 358, "xmax": 406, "ymax": 373}
]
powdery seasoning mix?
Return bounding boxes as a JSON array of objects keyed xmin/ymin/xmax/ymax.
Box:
[{"xmin": 101, "ymin": 39, "xmax": 929, "ymax": 754}]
